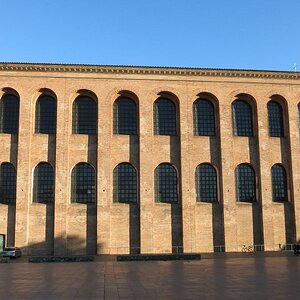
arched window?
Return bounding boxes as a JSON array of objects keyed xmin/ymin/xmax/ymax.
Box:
[
  {"xmin": 113, "ymin": 97, "xmax": 137, "ymax": 135},
  {"xmin": 71, "ymin": 163, "xmax": 96, "ymax": 203},
  {"xmin": 113, "ymin": 163, "xmax": 137, "ymax": 203},
  {"xmin": 232, "ymin": 100, "xmax": 253, "ymax": 136},
  {"xmin": 0, "ymin": 163, "xmax": 16, "ymax": 204},
  {"xmin": 72, "ymin": 96, "xmax": 97, "ymax": 134},
  {"xmin": 271, "ymin": 164, "xmax": 288, "ymax": 202},
  {"xmin": 0, "ymin": 94, "xmax": 19, "ymax": 134},
  {"xmin": 235, "ymin": 164, "xmax": 256, "ymax": 202},
  {"xmin": 195, "ymin": 163, "xmax": 217, "ymax": 202},
  {"xmin": 154, "ymin": 98, "xmax": 177, "ymax": 135},
  {"xmin": 268, "ymin": 101, "xmax": 284, "ymax": 137},
  {"xmin": 35, "ymin": 95, "xmax": 56, "ymax": 134},
  {"xmin": 155, "ymin": 163, "xmax": 178, "ymax": 203},
  {"xmin": 193, "ymin": 99, "xmax": 215, "ymax": 136},
  {"xmin": 33, "ymin": 163, "xmax": 54, "ymax": 203}
]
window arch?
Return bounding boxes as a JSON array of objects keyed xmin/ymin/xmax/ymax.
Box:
[
  {"xmin": 235, "ymin": 164, "xmax": 256, "ymax": 202},
  {"xmin": 268, "ymin": 101, "xmax": 284, "ymax": 137},
  {"xmin": 271, "ymin": 164, "xmax": 288, "ymax": 202},
  {"xmin": 113, "ymin": 97, "xmax": 137, "ymax": 135},
  {"xmin": 33, "ymin": 163, "xmax": 54, "ymax": 203},
  {"xmin": 71, "ymin": 163, "xmax": 96, "ymax": 203},
  {"xmin": 155, "ymin": 163, "xmax": 178, "ymax": 203},
  {"xmin": 193, "ymin": 99, "xmax": 215, "ymax": 136},
  {"xmin": 154, "ymin": 98, "xmax": 177, "ymax": 135},
  {"xmin": 113, "ymin": 163, "xmax": 137, "ymax": 203},
  {"xmin": 35, "ymin": 95, "xmax": 57, "ymax": 134},
  {"xmin": 195, "ymin": 163, "xmax": 217, "ymax": 202},
  {"xmin": 0, "ymin": 163, "xmax": 16, "ymax": 204},
  {"xmin": 72, "ymin": 96, "xmax": 97, "ymax": 134},
  {"xmin": 232, "ymin": 100, "xmax": 253, "ymax": 136},
  {"xmin": 0, "ymin": 94, "xmax": 19, "ymax": 134}
]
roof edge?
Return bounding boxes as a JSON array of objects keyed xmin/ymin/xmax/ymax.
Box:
[{"xmin": 0, "ymin": 62, "xmax": 299, "ymax": 80}]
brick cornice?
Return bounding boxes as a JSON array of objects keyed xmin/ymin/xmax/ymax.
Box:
[{"xmin": 0, "ymin": 62, "xmax": 299, "ymax": 80}]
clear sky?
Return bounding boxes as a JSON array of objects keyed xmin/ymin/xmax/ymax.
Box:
[{"xmin": 1, "ymin": 0, "xmax": 299, "ymax": 71}]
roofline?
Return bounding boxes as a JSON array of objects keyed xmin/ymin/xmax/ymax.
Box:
[{"xmin": 0, "ymin": 62, "xmax": 299, "ymax": 80}]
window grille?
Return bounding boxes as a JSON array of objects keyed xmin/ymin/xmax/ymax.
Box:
[
  {"xmin": 72, "ymin": 97, "xmax": 97, "ymax": 134},
  {"xmin": 195, "ymin": 164, "xmax": 217, "ymax": 202},
  {"xmin": 0, "ymin": 163, "xmax": 16, "ymax": 204},
  {"xmin": 271, "ymin": 164, "xmax": 288, "ymax": 202},
  {"xmin": 154, "ymin": 98, "xmax": 177, "ymax": 136},
  {"xmin": 155, "ymin": 164, "xmax": 178, "ymax": 203},
  {"xmin": 193, "ymin": 99, "xmax": 215, "ymax": 136},
  {"xmin": 268, "ymin": 101, "xmax": 284, "ymax": 137},
  {"xmin": 113, "ymin": 163, "xmax": 137, "ymax": 203},
  {"xmin": 33, "ymin": 163, "xmax": 54, "ymax": 203},
  {"xmin": 71, "ymin": 163, "xmax": 96, "ymax": 203},
  {"xmin": 113, "ymin": 98, "xmax": 137, "ymax": 135},
  {"xmin": 235, "ymin": 164, "xmax": 256, "ymax": 202},
  {"xmin": 35, "ymin": 95, "xmax": 56, "ymax": 134},
  {"xmin": 0, "ymin": 94, "xmax": 19, "ymax": 134},
  {"xmin": 232, "ymin": 100, "xmax": 253, "ymax": 136}
]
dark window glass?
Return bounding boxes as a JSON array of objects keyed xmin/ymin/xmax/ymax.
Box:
[
  {"xmin": 0, "ymin": 163, "xmax": 16, "ymax": 204},
  {"xmin": 268, "ymin": 101, "xmax": 284, "ymax": 137},
  {"xmin": 33, "ymin": 163, "xmax": 54, "ymax": 203},
  {"xmin": 154, "ymin": 98, "xmax": 177, "ymax": 136},
  {"xmin": 155, "ymin": 164, "xmax": 178, "ymax": 203},
  {"xmin": 71, "ymin": 163, "xmax": 96, "ymax": 203},
  {"xmin": 113, "ymin": 98, "xmax": 137, "ymax": 135},
  {"xmin": 193, "ymin": 99, "xmax": 215, "ymax": 136},
  {"xmin": 271, "ymin": 164, "xmax": 288, "ymax": 202},
  {"xmin": 72, "ymin": 97, "xmax": 97, "ymax": 134},
  {"xmin": 35, "ymin": 95, "xmax": 56, "ymax": 134},
  {"xmin": 195, "ymin": 164, "xmax": 217, "ymax": 202},
  {"xmin": 0, "ymin": 94, "xmax": 19, "ymax": 134},
  {"xmin": 235, "ymin": 164, "xmax": 256, "ymax": 202},
  {"xmin": 113, "ymin": 163, "xmax": 137, "ymax": 203},
  {"xmin": 232, "ymin": 100, "xmax": 253, "ymax": 136}
]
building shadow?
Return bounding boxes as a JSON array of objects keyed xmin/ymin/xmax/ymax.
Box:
[
  {"xmin": 24, "ymin": 234, "xmax": 98, "ymax": 256},
  {"xmin": 249, "ymin": 137, "xmax": 264, "ymax": 248},
  {"xmin": 210, "ymin": 136, "xmax": 225, "ymax": 252},
  {"xmin": 280, "ymin": 137, "xmax": 296, "ymax": 245},
  {"xmin": 129, "ymin": 203, "xmax": 140, "ymax": 254},
  {"xmin": 170, "ymin": 136, "xmax": 183, "ymax": 253},
  {"xmin": 129, "ymin": 135, "xmax": 141, "ymax": 254},
  {"xmin": 7, "ymin": 204, "xmax": 16, "ymax": 246},
  {"xmin": 86, "ymin": 204, "xmax": 97, "ymax": 255}
]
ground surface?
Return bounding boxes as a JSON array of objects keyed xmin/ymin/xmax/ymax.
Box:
[{"xmin": 0, "ymin": 255, "xmax": 300, "ymax": 299}]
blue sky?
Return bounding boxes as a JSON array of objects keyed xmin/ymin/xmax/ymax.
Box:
[{"xmin": 1, "ymin": 0, "xmax": 299, "ymax": 71}]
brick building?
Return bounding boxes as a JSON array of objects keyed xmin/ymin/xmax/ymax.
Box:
[{"xmin": 0, "ymin": 62, "xmax": 300, "ymax": 255}]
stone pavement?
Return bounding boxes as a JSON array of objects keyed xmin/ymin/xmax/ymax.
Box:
[{"xmin": 0, "ymin": 255, "xmax": 300, "ymax": 299}]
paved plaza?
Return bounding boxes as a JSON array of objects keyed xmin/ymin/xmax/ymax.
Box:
[{"xmin": 0, "ymin": 255, "xmax": 300, "ymax": 299}]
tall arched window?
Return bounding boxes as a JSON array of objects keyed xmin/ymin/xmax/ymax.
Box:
[
  {"xmin": 235, "ymin": 164, "xmax": 256, "ymax": 202},
  {"xmin": 113, "ymin": 163, "xmax": 137, "ymax": 203},
  {"xmin": 0, "ymin": 94, "xmax": 19, "ymax": 134},
  {"xmin": 71, "ymin": 163, "xmax": 96, "ymax": 203},
  {"xmin": 195, "ymin": 163, "xmax": 217, "ymax": 202},
  {"xmin": 113, "ymin": 97, "xmax": 137, "ymax": 135},
  {"xmin": 268, "ymin": 101, "xmax": 284, "ymax": 137},
  {"xmin": 0, "ymin": 163, "xmax": 16, "ymax": 204},
  {"xmin": 154, "ymin": 98, "xmax": 177, "ymax": 135},
  {"xmin": 33, "ymin": 163, "xmax": 54, "ymax": 203},
  {"xmin": 155, "ymin": 163, "xmax": 178, "ymax": 203},
  {"xmin": 271, "ymin": 164, "xmax": 288, "ymax": 202},
  {"xmin": 35, "ymin": 95, "xmax": 57, "ymax": 134},
  {"xmin": 232, "ymin": 100, "xmax": 253, "ymax": 136},
  {"xmin": 193, "ymin": 99, "xmax": 215, "ymax": 136},
  {"xmin": 72, "ymin": 96, "xmax": 97, "ymax": 134}
]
